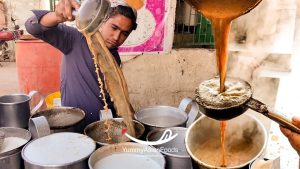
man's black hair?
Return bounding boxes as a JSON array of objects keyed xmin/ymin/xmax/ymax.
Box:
[{"xmin": 105, "ymin": 5, "xmax": 138, "ymax": 31}]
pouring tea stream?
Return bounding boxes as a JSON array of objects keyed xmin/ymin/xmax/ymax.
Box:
[{"xmin": 184, "ymin": 0, "xmax": 262, "ymax": 92}]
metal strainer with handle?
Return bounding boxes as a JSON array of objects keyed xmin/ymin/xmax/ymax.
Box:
[{"xmin": 195, "ymin": 77, "xmax": 300, "ymax": 134}]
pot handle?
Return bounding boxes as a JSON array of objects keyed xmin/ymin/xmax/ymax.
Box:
[
  {"xmin": 178, "ymin": 97, "xmax": 200, "ymax": 127},
  {"xmin": 246, "ymin": 98, "xmax": 300, "ymax": 134},
  {"xmin": 28, "ymin": 116, "xmax": 51, "ymax": 139},
  {"xmin": 28, "ymin": 90, "xmax": 44, "ymax": 115}
]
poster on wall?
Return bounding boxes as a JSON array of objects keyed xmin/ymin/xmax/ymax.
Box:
[{"xmin": 119, "ymin": 0, "xmax": 172, "ymax": 54}]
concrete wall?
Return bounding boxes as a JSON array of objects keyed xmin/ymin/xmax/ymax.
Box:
[{"xmin": 122, "ymin": 48, "xmax": 217, "ymax": 110}]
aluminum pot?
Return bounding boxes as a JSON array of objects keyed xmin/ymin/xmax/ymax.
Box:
[
  {"xmin": 31, "ymin": 107, "xmax": 85, "ymax": 133},
  {"xmin": 22, "ymin": 132, "xmax": 96, "ymax": 169},
  {"xmin": 84, "ymin": 118, "xmax": 145, "ymax": 147},
  {"xmin": 0, "ymin": 91, "xmax": 43, "ymax": 128},
  {"xmin": 147, "ymin": 127, "xmax": 192, "ymax": 169},
  {"xmin": 0, "ymin": 127, "xmax": 31, "ymax": 169},
  {"xmin": 88, "ymin": 142, "xmax": 165, "ymax": 169},
  {"xmin": 185, "ymin": 114, "xmax": 267, "ymax": 169},
  {"xmin": 134, "ymin": 97, "xmax": 199, "ymax": 133}
]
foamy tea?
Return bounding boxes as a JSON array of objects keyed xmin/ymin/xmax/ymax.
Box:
[{"xmin": 195, "ymin": 78, "xmax": 252, "ymax": 109}]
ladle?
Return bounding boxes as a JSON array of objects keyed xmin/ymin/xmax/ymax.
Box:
[{"xmin": 195, "ymin": 77, "xmax": 300, "ymax": 134}]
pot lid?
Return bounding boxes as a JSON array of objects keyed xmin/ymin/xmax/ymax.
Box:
[{"xmin": 22, "ymin": 132, "xmax": 96, "ymax": 166}]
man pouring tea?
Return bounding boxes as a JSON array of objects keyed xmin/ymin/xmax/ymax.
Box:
[{"xmin": 25, "ymin": 0, "xmax": 139, "ymax": 128}]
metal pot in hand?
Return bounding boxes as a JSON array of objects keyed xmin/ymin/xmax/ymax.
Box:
[
  {"xmin": 0, "ymin": 127, "xmax": 31, "ymax": 169},
  {"xmin": 0, "ymin": 91, "xmax": 43, "ymax": 128},
  {"xmin": 185, "ymin": 114, "xmax": 267, "ymax": 169},
  {"xmin": 134, "ymin": 97, "xmax": 199, "ymax": 133},
  {"xmin": 75, "ymin": 0, "xmax": 110, "ymax": 34},
  {"xmin": 195, "ymin": 77, "xmax": 300, "ymax": 134}
]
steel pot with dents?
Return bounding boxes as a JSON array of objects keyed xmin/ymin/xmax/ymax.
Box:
[{"xmin": 0, "ymin": 90, "xmax": 44, "ymax": 128}]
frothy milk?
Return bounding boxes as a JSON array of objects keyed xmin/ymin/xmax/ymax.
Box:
[
  {"xmin": 0, "ymin": 137, "xmax": 28, "ymax": 153},
  {"xmin": 23, "ymin": 133, "xmax": 95, "ymax": 165},
  {"xmin": 93, "ymin": 153, "xmax": 163, "ymax": 169},
  {"xmin": 196, "ymin": 78, "xmax": 252, "ymax": 109}
]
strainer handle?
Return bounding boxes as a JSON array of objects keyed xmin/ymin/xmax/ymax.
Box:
[
  {"xmin": 246, "ymin": 98, "xmax": 300, "ymax": 134},
  {"xmin": 265, "ymin": 111, "xmax": 300, "ymax": 134},
  {"xmin": 178, "ymin": 97, "xmax": 200, "ymax": 127}
]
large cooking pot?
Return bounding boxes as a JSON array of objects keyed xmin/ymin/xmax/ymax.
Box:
[
  {"xmin": 195, "ymin": 77, "xmax": 300, "ymax": 134},
  {"xmin": 22, "ymin": 132, "xmax": 96, "ymax": 169},
  {"xmin": 88, "ymin": 142, "xmax": 165, "ymax": 169},
  {"xmin": 134, "ymin": 97, "xmax": 199, "ymax": 133},
  {"xmin": 0, "ymin": 91, "xmax": 43, "ymax": 128},
  {"xmin": 84, "ymin": 118, "xmax": 145, "ymax": 146},
  {"xmin": 0, "ymin": 127, "xmax": 31, "ymax": 169},
  {"xmin": 185, "ymin": 114, "xmax": 267, "ymax": 169},
  {"xmin": 147, "ymin": 127, "xmax": 192, "ymax": 169},
  {"xmin": 31, "ymin": 107, "xmax": 85, "ymax": 133}
]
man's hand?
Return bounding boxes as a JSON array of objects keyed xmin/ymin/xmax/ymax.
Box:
[
  {"xmin": 280, "ymin": 116, "xmax": 300, "ymax": 155},
  {"xmin": 39, "ymin": 0, "xmax": 80, "ymax": 27},
  {"xmin": 55, "ymin": 0, "xmax": 80, "ymax": 22}
]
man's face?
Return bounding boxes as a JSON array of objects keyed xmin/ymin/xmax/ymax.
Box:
[{"xmin": 99, "ymin": 14, "xmax": 133, "ymax": 49}]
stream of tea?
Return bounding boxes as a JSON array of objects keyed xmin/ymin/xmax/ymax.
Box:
[
  {"xmin": 185, "ymin": 0, "xmax": 261, "ymax": 167},
  {"xmin": 83, "ymin": 31, "xmax": 136, "ymax": 140}
]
